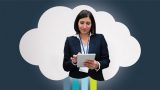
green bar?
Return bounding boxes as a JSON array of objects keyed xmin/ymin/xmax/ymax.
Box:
[{"xmin": 90, "ymin": 77, "xmax": 97, "ymax": 90}]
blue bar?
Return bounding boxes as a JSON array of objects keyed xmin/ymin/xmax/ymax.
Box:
[
  {"xmin": 63, "ymin": 77, "xmax": 70, "ymax": 90},
  {"xmin": 72, "ymin": 78, "xmax": 79, "ymax": 90},
  {"xmin": 81, "ymin": 77, "xmax": 89, "ymax": 90}
]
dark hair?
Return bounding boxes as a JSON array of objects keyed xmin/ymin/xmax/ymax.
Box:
[{"xmin": 74, "ymin": 10, "xmax": 96, "ymax": 35}]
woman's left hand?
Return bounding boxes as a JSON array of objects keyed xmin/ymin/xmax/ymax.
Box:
[{"xmin": 84, "ymin": 60, "xmax": 99, "ymax": 69}]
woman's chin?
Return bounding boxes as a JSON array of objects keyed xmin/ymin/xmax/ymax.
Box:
[{"xmin": 80, "ymin": 32, "xmax": 89, "ymax": 35}]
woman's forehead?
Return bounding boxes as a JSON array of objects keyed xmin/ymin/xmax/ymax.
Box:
[{"xmin": 79, "ymin": 17, "xmax": 91, "ymax": 21}]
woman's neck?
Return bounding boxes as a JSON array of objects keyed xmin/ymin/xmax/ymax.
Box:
[
  {"xmin": 79, "ymin": 33, "xmax": 89, "ymax": 45},
  {"xmin": 80, "ymin": 33, "xmax": 89, "ymax": 40}
]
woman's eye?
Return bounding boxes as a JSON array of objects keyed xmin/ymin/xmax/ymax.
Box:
[
  {"xmin": 80, "ymin": 21, "xmax": 84, "ymax": 24},
  {"xmin": 86, "ymin": 22, "xmax": 91, "ymax": 25}
]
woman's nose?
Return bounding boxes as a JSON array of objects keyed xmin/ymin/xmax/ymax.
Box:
[{"xmin": 83, "ymin": 24, "xmax": 87, "ymax": 29}]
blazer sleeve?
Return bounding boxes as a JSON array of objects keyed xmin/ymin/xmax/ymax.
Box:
[
  {"xmin": 99, "ymin": 34, "xmax": 110, "ymax": 70},
  {"xmin": 63, "ymin": 37, "xmax": 78, "ymax": 72}
]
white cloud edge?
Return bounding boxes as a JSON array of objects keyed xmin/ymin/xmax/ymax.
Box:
[{"xmin": 19, "ymin": 5, "xmax": 141, "ymax": 81}]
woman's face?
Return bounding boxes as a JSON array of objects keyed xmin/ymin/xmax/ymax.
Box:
[{"xmin": 78, "ymin": 17, "xmax": 91, "ymax": 35}]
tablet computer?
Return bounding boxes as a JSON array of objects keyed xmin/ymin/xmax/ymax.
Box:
[{"xmin": 77, "ymin": 54, "xmax": 96, "ymax": 67}]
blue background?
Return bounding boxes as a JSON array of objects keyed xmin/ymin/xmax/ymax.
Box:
[{"xmin": 0, "ymin": 0, "xmax": 160, "ymax": 90}]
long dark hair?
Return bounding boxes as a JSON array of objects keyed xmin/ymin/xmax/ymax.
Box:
[{"xmin": 74, "ymin": 10, "xmax": 96, "ymax": 35}]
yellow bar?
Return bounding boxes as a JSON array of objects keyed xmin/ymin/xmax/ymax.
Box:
[{"xmin": 90, "ymin": 77, "xmax": 97, "ymax": 90}]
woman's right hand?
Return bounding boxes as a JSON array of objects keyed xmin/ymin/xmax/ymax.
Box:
[
  {"xmin": 70, "ymin": 52, "xmax": 80, "ymax": 64},
  {"xmin": 70, "ymin": 55, "xmax": 77, "ymax": 64}
]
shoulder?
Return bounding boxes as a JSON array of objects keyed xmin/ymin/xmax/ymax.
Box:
[
  {"xmin": 66, "ymin": 35, "xmax": 79, "ymax": 41},
  {"xmin": 92, "ymin": 34, "xmax": 105, "ymax": 39},
  {"xmin": 93, "ymin": 34, "xmax": 107, "ymax": 44}
]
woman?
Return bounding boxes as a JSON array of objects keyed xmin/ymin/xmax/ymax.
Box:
[{"xmin": 63, "ymin": 10, "xmax": 110, "ymax": 81}]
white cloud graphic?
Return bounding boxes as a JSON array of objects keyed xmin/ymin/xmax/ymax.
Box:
[{"xmin": 19, "ymin": 5, "xmax": 141, "ymax": 80}]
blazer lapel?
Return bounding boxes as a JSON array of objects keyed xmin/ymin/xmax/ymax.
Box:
[
  {"xmin": 89, "ymin": 35, "xmax": 96, "ymax": 53},
  {"xmin": 73, "ymin": 38, "xmax": 81, "ymax": 54},
  {"xmin": 73, "ymin": 35, "xmax": 96, "ymax": 54}
]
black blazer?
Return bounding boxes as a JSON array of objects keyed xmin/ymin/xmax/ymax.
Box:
[{"xmin": 63, "ymin": 34, "xmax": 110, "ymax": 81}]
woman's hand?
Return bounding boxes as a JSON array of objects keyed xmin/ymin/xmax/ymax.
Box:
[
  {"xmin": 70, "ymin": 55, "xmax": 77, "ymax": 64},
  {"xmin": 70, "ymin": 52, "xmax": 81, "ymax": 64},
  {"xmin": 84, "ymin": 60, "xmax": 99, "ymax": 69}
]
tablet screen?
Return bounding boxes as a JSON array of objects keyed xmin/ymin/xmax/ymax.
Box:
[{"xmin": 77, "ymin": 54, "xmax": 96, "ymax": 67}]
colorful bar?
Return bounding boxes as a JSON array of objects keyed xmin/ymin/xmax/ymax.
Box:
[
  {"xmin": 63, "ymin": 77, "xmax": 70, "ymax": 90},
  {"xmin": 90, "ymin": 77, "xmax": 97, "ymax": 90},
  {"xmin": 81, "ymin": 77, "xmax": 89, "ymax": 90},
  {"xmin": 72, "ymin": 78, "xmax": 79, "ymax": 90}
]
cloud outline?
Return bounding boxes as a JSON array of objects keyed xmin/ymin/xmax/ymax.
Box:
[{"xmin": 19, "ymin": 5, "xmax": 141, "ymax": 81}]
